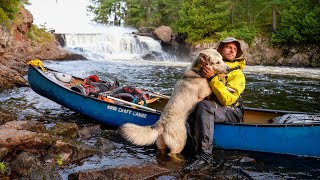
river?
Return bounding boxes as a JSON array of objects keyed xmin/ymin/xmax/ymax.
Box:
[
  {"xmin": 1, "ymin": 29, "xmax": 320, "ymax": 178},
  {"xmin": 1, "ymin": 59, "xmax": 320, "ymax": 179}
]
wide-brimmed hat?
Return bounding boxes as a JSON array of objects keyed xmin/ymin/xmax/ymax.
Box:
[{"xmin": 217, "ymin": 37, "xmax": 243, "ymax": 58}]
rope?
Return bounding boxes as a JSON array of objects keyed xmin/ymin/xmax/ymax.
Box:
[{"xmin": 27, "ymin": 59, "xmax": 46, "ymax": 72}]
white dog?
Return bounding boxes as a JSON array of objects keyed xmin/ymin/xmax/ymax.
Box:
[{"xmin": 121, "ymin": 49, "xmax": 230, "ymax": 160}]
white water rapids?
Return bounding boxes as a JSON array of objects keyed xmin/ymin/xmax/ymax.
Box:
[{"xmin": 61, "ymin": 26, "xmax": 175, "ymax": 61}]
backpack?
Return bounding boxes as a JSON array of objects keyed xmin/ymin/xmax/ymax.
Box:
[
  {"xmin": 111, "ymin": 86, "xmax": 149, "ymax": 106},
  {"xmin": 71, "ymin": 75, "xmax": 119, "ymax": 96}
]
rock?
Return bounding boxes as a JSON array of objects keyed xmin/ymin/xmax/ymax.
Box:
[
  {"xmin": 94, "ymin": 137, "xmax": 114, "ymax": 155},
  {"xmin": 46, "ymin": 140, "xmax": 98, "ymax": 165},
  {"xmin": 286, "ymin": 53, "xmax": 310, "ymax": 66},
  {"xmin": 10, "ymin": 152, "xmax": 61, "ymax": 179},
  {"xmin": 0, "ymin": 148, "xmax": 10, "ymax": 161},
  {"xmin": 29, "ymin": 165, "xmax": 62, "ymax": 180},
  {"xmin": 0, "ymin": 112, "xmax": 16, "ymax": 125},
  {"xmin": 11, "ymin": 152, "xmax": 42, "ymax": 177},
  {"xmin": 68, "ymin": 164, "xmax": 171, "ymax": 179},
  {"xmin": 78, "ymin": 124, "xmax": 102, "ymax": 140},
  {"xmin": 0, "ymin": 7, "xmax": 86, "ymax": 90},
  {"xmin": 0, "ymin": 128, "xmax": 36, "ymax": 147},
  {"xmin": 0, "ymin": 121, "xmax": 54, "ymax": 149},
  {"xmin": 138, "ymin": 27, "xmax": 155, "ymax": 34},
  {"xmin": 239, "ymin": 156, "xmax": 256, "ymax": 163},
  {"xmin": 154, "ymin": 26, "xmax": 173, "ymax": 43},
  {"xmin": 47, "ymin": 122, "xmax": 79, "ymax": 139},
  {"xmin": 3, "ymin": 120, "xmax": 45, "ymax": 133},
  {"xmin": 142, "ymin": 51, "xmax": 163, "ymax": 61},
  {"xmin": 25, "ymin": 133, "xmax": 55, "ymax": 149}
]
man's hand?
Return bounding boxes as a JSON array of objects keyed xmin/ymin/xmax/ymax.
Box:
[{"xmin": 202, "ymin": 65, "xmax": 215, "ymax": 79}]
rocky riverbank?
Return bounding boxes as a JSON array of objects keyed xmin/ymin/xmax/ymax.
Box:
[
  {"xmin": 0, "ymin": 7, "xmax": 86, "ymax": 90},
  {"xmin": 192, "ymin": 36, "xmax": 320, "ymax": 67},
  {"xmin": 0, "ymin": 112, "xmax": 179, "ymax": 179},
  {"xmin": 1, "ymin": 108, "xmax": 270, "ymax": 179},
  {"xmin": 135, "ymin": 26, "xmax": 320, "ymax": 67}
]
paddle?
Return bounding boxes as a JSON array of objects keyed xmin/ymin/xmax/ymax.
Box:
[{"xmin": 99, "ymin": 93, "xmax": 162, "ymax": 113}]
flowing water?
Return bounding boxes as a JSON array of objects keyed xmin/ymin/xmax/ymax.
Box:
[{"xmin": 1, "ymin": 27, "xmax": 320, "ymax": 179}]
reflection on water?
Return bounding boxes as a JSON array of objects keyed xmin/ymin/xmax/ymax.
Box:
[
  {"xmin": 1, "ymin": 60, "xmax": 320, "ymax": 179},
  {"xmin": 244, "ymin": 74, "xmax": 320, "ymax": 113}
]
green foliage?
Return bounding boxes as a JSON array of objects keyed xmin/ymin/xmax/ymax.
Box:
[
  {"xmin": 272, "ymin": 0, "xmax": 320, "ymax": 44},
  {"xmin": 0, "ymin": 162, "xmax": 6, "ymax": 174},
  {"xmin": 55, "ymin": 155, "xmax": 63, "ymax": 166},
  {"xmin": 123, "ymin": 0, "xmax": 163, "ymax": 27},
  {"xmin": 220, "ymin": 26, "xmax": 257, "ymax": 43},
  {"xmin": 0, "ymin": 0, "xmax": 20, "ymax": 28},
  {"xmin": 88, "ymin": 0, "xmax": 320, "ymax": 44},
  {"xmin": 89, "ymin": 0, "xmax": 181, "ymax": 27},
  {"xmin": 27, "ymin": 24, "xmax": 53, "ymax": 44},
  {"xmin": 0, "ymin": 8, "xmax": 11, "ymax": 28},
  {"xmin": 175, "ymin": 0, "xmax": 231, "ymax": 42},
  {"xmin": 0, "ymin": 0, "xmax": 29, "ymax": 28},
  {"xmin": 88, "ymin": 0, "xmax": 126, "ymax": 26}
]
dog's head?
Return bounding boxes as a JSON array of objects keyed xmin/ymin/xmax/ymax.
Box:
[{"xmin": 192, "ymin": 49, "xmax": 230, "ymax": 74}]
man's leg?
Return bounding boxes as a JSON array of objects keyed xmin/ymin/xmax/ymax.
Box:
[
  {"xmin": 195, "ymin": 100, "xmax": 224, "ymax": 154},
  {"xmin": 193, "ymin": 100, "xmax": 243, "ymax": 154}
]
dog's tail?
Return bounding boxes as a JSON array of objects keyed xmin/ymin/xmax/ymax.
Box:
[{"xmin": 120, "ymin": 123, "xmax": 161, "ymax": 146}]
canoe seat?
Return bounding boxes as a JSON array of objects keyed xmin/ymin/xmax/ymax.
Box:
[{"xmin": 243, "ymin": 110, "xmax": 279, "ymax": 124}]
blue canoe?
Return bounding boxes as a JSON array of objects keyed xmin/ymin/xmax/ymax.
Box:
[{"xmin": 28, "ymin": 65, "xmax": 320, "ymax": 158}]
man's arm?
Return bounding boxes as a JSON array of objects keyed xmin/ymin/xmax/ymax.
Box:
[{"xmin": 209, "ymin": 69, "xmax": 245, "ymax": 106}]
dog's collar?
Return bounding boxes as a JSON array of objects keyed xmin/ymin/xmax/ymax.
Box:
[{"xmin": 193, "ymin": 70, "xmax": 206, "ymax": 78}]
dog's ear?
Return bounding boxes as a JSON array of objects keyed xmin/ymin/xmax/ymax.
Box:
[{"xmin": 198, "ymin": 53, "xmax": 209, "ymax": 65}]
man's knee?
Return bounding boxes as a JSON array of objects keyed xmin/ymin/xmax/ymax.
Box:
[{"xmin": 196, "ymin": 100, "xmax": 216, "ymax": 112}]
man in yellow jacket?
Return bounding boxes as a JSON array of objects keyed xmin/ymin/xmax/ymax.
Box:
[{"xmin": 186, "ymin": 37, "xmax": 246, "ymax": 159}]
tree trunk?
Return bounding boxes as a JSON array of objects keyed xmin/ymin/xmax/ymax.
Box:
[
  {"xmin": 231, "ymin": 2, "xmax": 234, "ymax": 26},
  {"xmin": 272, "ymin": 4, "xmax": 277, "ymax": 32}
]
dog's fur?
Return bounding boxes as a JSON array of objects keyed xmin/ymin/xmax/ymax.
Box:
[{"xmin": 121, "ymin": 49, "xmax": 230, "ymax": 158}]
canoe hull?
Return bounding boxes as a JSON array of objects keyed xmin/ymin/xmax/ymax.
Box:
[
  {"xmin": 214, "ymin": 123, "xmax": 320, "ymax": 157},
  {"xmin": 28, "ymin": 65, "xmax": 160, "ymax": 127}
]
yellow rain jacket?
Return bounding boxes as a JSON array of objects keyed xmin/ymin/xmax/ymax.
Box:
[{"xmin": 209, "ymin": 58, "xmax": 246, "ymax": 106}]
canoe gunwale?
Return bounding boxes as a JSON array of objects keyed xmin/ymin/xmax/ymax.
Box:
[
  {"xmin": 217, "ymin": 122, "xmax": 320, "ymax": 127},
  {"xmin": 30, "ymin": 65, "xmax": 320, "ymax": 126},
  {"xmin": 31, "ymin": 65, "xmax": 163, "ymax": 115}
]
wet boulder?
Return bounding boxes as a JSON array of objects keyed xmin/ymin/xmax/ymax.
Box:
[
  {"xmin": 10, "ymin": 151, "xmax": 62, "ymax": 179},
  {"xmin": 142, "ymin": 51, "xmax": 163, "ymax": 61},
  {"xmin": 94, "ymin": 137, "xmax": 114, "ymax": 155},
  {"xmin": 77, "ymin": 124, "xmax": 102, "ymax": 140},
  {"xmin": 0, "ymin": 148, "xmax": 10, "ymax": 161},
  {"xmin": 0, "ymin": 128, "xmax": 36, "ymax": 147},
  {"xmin": 45, "ymin": 140, "xmax": 98, "ymax": 165},
  {"xmin": 11, "ymin": 152, "xmax": 42, "ymax": 177},
  {"xmin": 47, "ymin": 122, "xmax": 79, "ymax": 139},
  {"xmin": 154, "ymin": 26, "xmax": 173, "ymax": 44},
  {"xmin": 3, "ymin": 120, "xmax": 45, "ymax": 132},
  {"xmin": 0, "ymin": 121, "xmax": 54, "ymax": 149},
  {"xmin": 68, "ymin": 164, "xmax": 171, "ymax": 179},
  {"xmin": 0, "ymin": 112, "xmax": 16, "ymax": 125}
]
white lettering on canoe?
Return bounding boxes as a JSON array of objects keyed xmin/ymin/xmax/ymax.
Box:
[
  {"xmin": 107, "ymin": 105, "xmax": 117, "ymax": 111},
  {"xmin": 118, "ymin": 108, "xmax": 132, "ymax": 115},
  {"xmin": 132, "ymin": 111, "xmax": 147, "ymax": 118},
  {"xmin": 107, "ymin": 105, "xmax": 147, "ymax": 119}
]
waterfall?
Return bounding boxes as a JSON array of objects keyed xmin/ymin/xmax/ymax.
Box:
[{"xmin": 59, "ymin": 27, "xmax": 176, "ymax": 61}]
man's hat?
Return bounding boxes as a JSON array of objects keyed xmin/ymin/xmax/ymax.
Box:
[{"xmin": 217, "ymin": 37, "xmax": 243, "ymax": 58}]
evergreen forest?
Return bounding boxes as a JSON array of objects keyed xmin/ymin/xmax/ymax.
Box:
[
  {"xmin": 88, "ymin": 0, "xmax": 320, "ymax": 44},
  {"xmin": 1, "ymin": 0, "xmax": 319, "ymax": 44}
]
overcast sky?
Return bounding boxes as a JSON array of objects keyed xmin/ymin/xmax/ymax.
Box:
[{"xmin": 25, "ymin": 0, "xmax": 96, "ymax": 33}]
